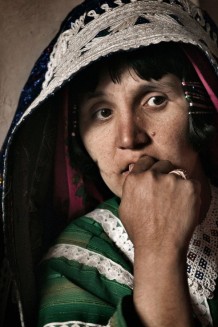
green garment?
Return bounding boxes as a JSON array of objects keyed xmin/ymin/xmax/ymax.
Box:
[{"xmin": 37, "ymin": 198, "xmax": 218, "ymax": 327}]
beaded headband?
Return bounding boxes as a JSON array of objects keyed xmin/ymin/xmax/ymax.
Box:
[
  {"xmin": 17, "ymin": 0, "xmax": 218, "ymax": 123},
  {"xmin": 182, "ymin": 81, "xmax": 216, "ymax": 114}
]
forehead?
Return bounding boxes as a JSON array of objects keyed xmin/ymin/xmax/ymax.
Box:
[
  {"xmin": 96, "ymin": 68, "xmax": 181, "ymax": 91},
  {"xmin": 78, "ymin": 70, "xmax": 184, "ymax": 104}
]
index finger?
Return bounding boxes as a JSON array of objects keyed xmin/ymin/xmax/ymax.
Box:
[
  {"xmin": 150, "ymin": 160, "xmax": 175, "ymax": 175},
  {"xmin": 130, "ymin": 156, "xmax": 157, "ymax": 174}
]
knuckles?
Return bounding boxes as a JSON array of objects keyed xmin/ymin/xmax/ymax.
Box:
[
  {"xmin": 122, "ymin": 168, "xmax": 201, "ymax": 205},
  {"xmin": 120, "ymin": 165, "xmax": 201, "ymax": 250}
]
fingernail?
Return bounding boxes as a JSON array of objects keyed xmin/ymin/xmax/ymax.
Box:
[{"xmin": 129, "ymin": 164, "xmax": 134, "ymax": 171}]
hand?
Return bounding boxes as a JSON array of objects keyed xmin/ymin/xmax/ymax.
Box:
[
  {"xmin": 119, "ymin": 156, "xmax": 201, "ymax": 327},
  {"xmin": 119, "ymin": 155, "xmax": 201, "ymax": 253}
]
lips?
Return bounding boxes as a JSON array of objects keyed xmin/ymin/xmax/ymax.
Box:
[{"xmin": 121, "ymin": 155, "xmax": 158, "ymax": 175}]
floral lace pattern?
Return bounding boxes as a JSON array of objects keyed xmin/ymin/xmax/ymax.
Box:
[
  {"xmin": 87, "ymin": 209, "xmax": 134, "ymax": 263},
  {"xmin": 43, "ymin": 321, "xmax": 110, "ymax": 327},
  {"xmin": 44, "ymin": 185, "xmax": 218, "ymax": 326},
  {"xmin": 44, "ymin": 244, "xmax": 133, "ymax": 289},
  {"xmin": 187, "ymin": 185, "xmax": 218, "ymax": 326},
  {"xmin": 87, "ymin": 186, "xmax": 218, "ymax": 326}
]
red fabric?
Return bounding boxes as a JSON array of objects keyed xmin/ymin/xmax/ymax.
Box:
[
  {"xmin": 53, "ymin": 88, "xmax": 104, "ymax": 221},
  {"xmin": 54, "ymin": 89, "xmax": 84, "ymax": 221},
  {"xmin": 184, "ymin": 45, "xmax": 218, "ymax": 111}
]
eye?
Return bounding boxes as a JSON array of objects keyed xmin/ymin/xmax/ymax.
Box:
[
  {"xmin": 147, "ymin": 95, "xmax": 167, "ymax": 108},
  {"xmin": 94, "ymin": 108, "xmax": 112, "ymax": 120}
]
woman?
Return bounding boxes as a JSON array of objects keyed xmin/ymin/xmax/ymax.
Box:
[{"xmin": 0, "ymin": 0, "xmax": 218, "ymax": 326}]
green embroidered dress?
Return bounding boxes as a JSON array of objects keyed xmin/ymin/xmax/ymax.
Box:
[{"xmin": 38, "ymin": 189, "xmax": 218, "ymax": 327}]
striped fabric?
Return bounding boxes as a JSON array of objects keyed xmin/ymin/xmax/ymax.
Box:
[
  {"xmin": 37, "ymin": 197, "xmax": 218, "ymax": 327},
  {"xmin": 38, "ymin": 198, "xmax": 135, "ymax": 327}
]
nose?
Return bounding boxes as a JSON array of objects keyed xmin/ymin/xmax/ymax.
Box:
[{"xmin": 116, "ymin": 113, "xmax": 150, "ymax": 150}]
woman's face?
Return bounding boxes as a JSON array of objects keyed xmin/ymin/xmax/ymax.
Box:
[{"xmin": 78, "ymin": 68, "xmax": 201, "ymax": 197}]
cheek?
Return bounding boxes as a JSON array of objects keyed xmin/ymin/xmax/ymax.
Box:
[
  {"xmin": 154, "ymin": 115, "xmax": 191, "ymax": 154},
  {"xmin": 82, "ymin": 133, "xmax": 99, "ymax": 162},
  {"xmin": 80, "ymin": 126, "xmax": 112, "ymax": 164}
]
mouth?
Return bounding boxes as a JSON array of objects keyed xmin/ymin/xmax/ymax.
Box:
[{"xmin": 121, "ymin": 155, "xmax": 159, "ymax": 176}]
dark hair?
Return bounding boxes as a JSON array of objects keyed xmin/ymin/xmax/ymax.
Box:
[
  {"xmin": 69, "ymin": 42, "xmax": 218, "ymax": 182},
  {"xmin": 72, "ymin": 42, "xmax": 195, "ymax": 91}
]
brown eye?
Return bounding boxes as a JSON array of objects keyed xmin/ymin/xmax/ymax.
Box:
[
  {"xmin": 95, "ymin": 108, "xmax": 112, "ymax": 120},
  {"xmin": 147, "ymin": 96, "xmax": 167, "ymax": 107}
]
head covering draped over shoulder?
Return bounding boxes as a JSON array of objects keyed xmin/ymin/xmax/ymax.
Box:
[{"xmin": 0, "ymin": 1, "xmax": 218, "ymax": 326}]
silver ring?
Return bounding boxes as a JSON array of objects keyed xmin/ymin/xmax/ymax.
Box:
[{"xmin": 168, "ymin": 169, "xmax": 187, "ymax": 180}]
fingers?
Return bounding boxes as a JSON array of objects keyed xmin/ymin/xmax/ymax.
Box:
[
  {"xmin": 150, "ymin": 160, "xmax": 175, "ymax": 174},
  {"xmin": 130, "ymin": 156, "xmax": 174, "ymax": 175},
  {"xmin": 130, "ymin": 156, "xmax": 157, "ymax": 174}
]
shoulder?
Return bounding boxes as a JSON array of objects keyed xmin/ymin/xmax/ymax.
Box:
[
  {"xmin": 42, "ymin": 197, "xmax": 133, "ymax": 271},
  {"xmin": 58, "ymin": 196, "xmax": 121, "ymax": 246}
]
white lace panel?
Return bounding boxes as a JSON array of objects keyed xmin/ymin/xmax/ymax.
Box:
[
  {"xmin": 44, "ymin": 244, "xmax": 133, "ymax": 289},
  {"xmin": 87, "ymin": 187, "xmax": 218, "ymax": 327},
  {"xmin": 187, "ymin": 184, "xmax": 218, "ymax": 326},
  {"xmin": 43, "ymin": 321, "xmax": 110, "ymax": 327},
  {"xmin": 44, "ymin": 184, "xmax": 218, "ymax": 327},
  {"xmin": 87, "ymin": 209, "xmax": 134, "ymax": 263}
]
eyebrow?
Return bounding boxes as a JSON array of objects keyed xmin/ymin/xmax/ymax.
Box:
[{"xmin": 81, "ymin": 79, "xmax": 179, "ymax": 102}]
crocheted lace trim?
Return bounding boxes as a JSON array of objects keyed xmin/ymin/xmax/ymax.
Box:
[
  {"xmin": 44, "ymin": 244, "xmax": 133, "ymax": 289},
  {"xmin": 186, "ymin": 184, "xmax": 218, "ymax": 326},
  {"xmin": 87, "ymin": 209, "xmax": 134, "ymax": 263},
  {"xmin": 44, "ymin": 185, "xmax": 218, "ymax": 326},
  {"xmin": 43, "ymin": 321, "xmax": 110, "ymax": 327},
  {"xmin": 86, "ymin": 186, "xmax": 218, "ymax": 326}
]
